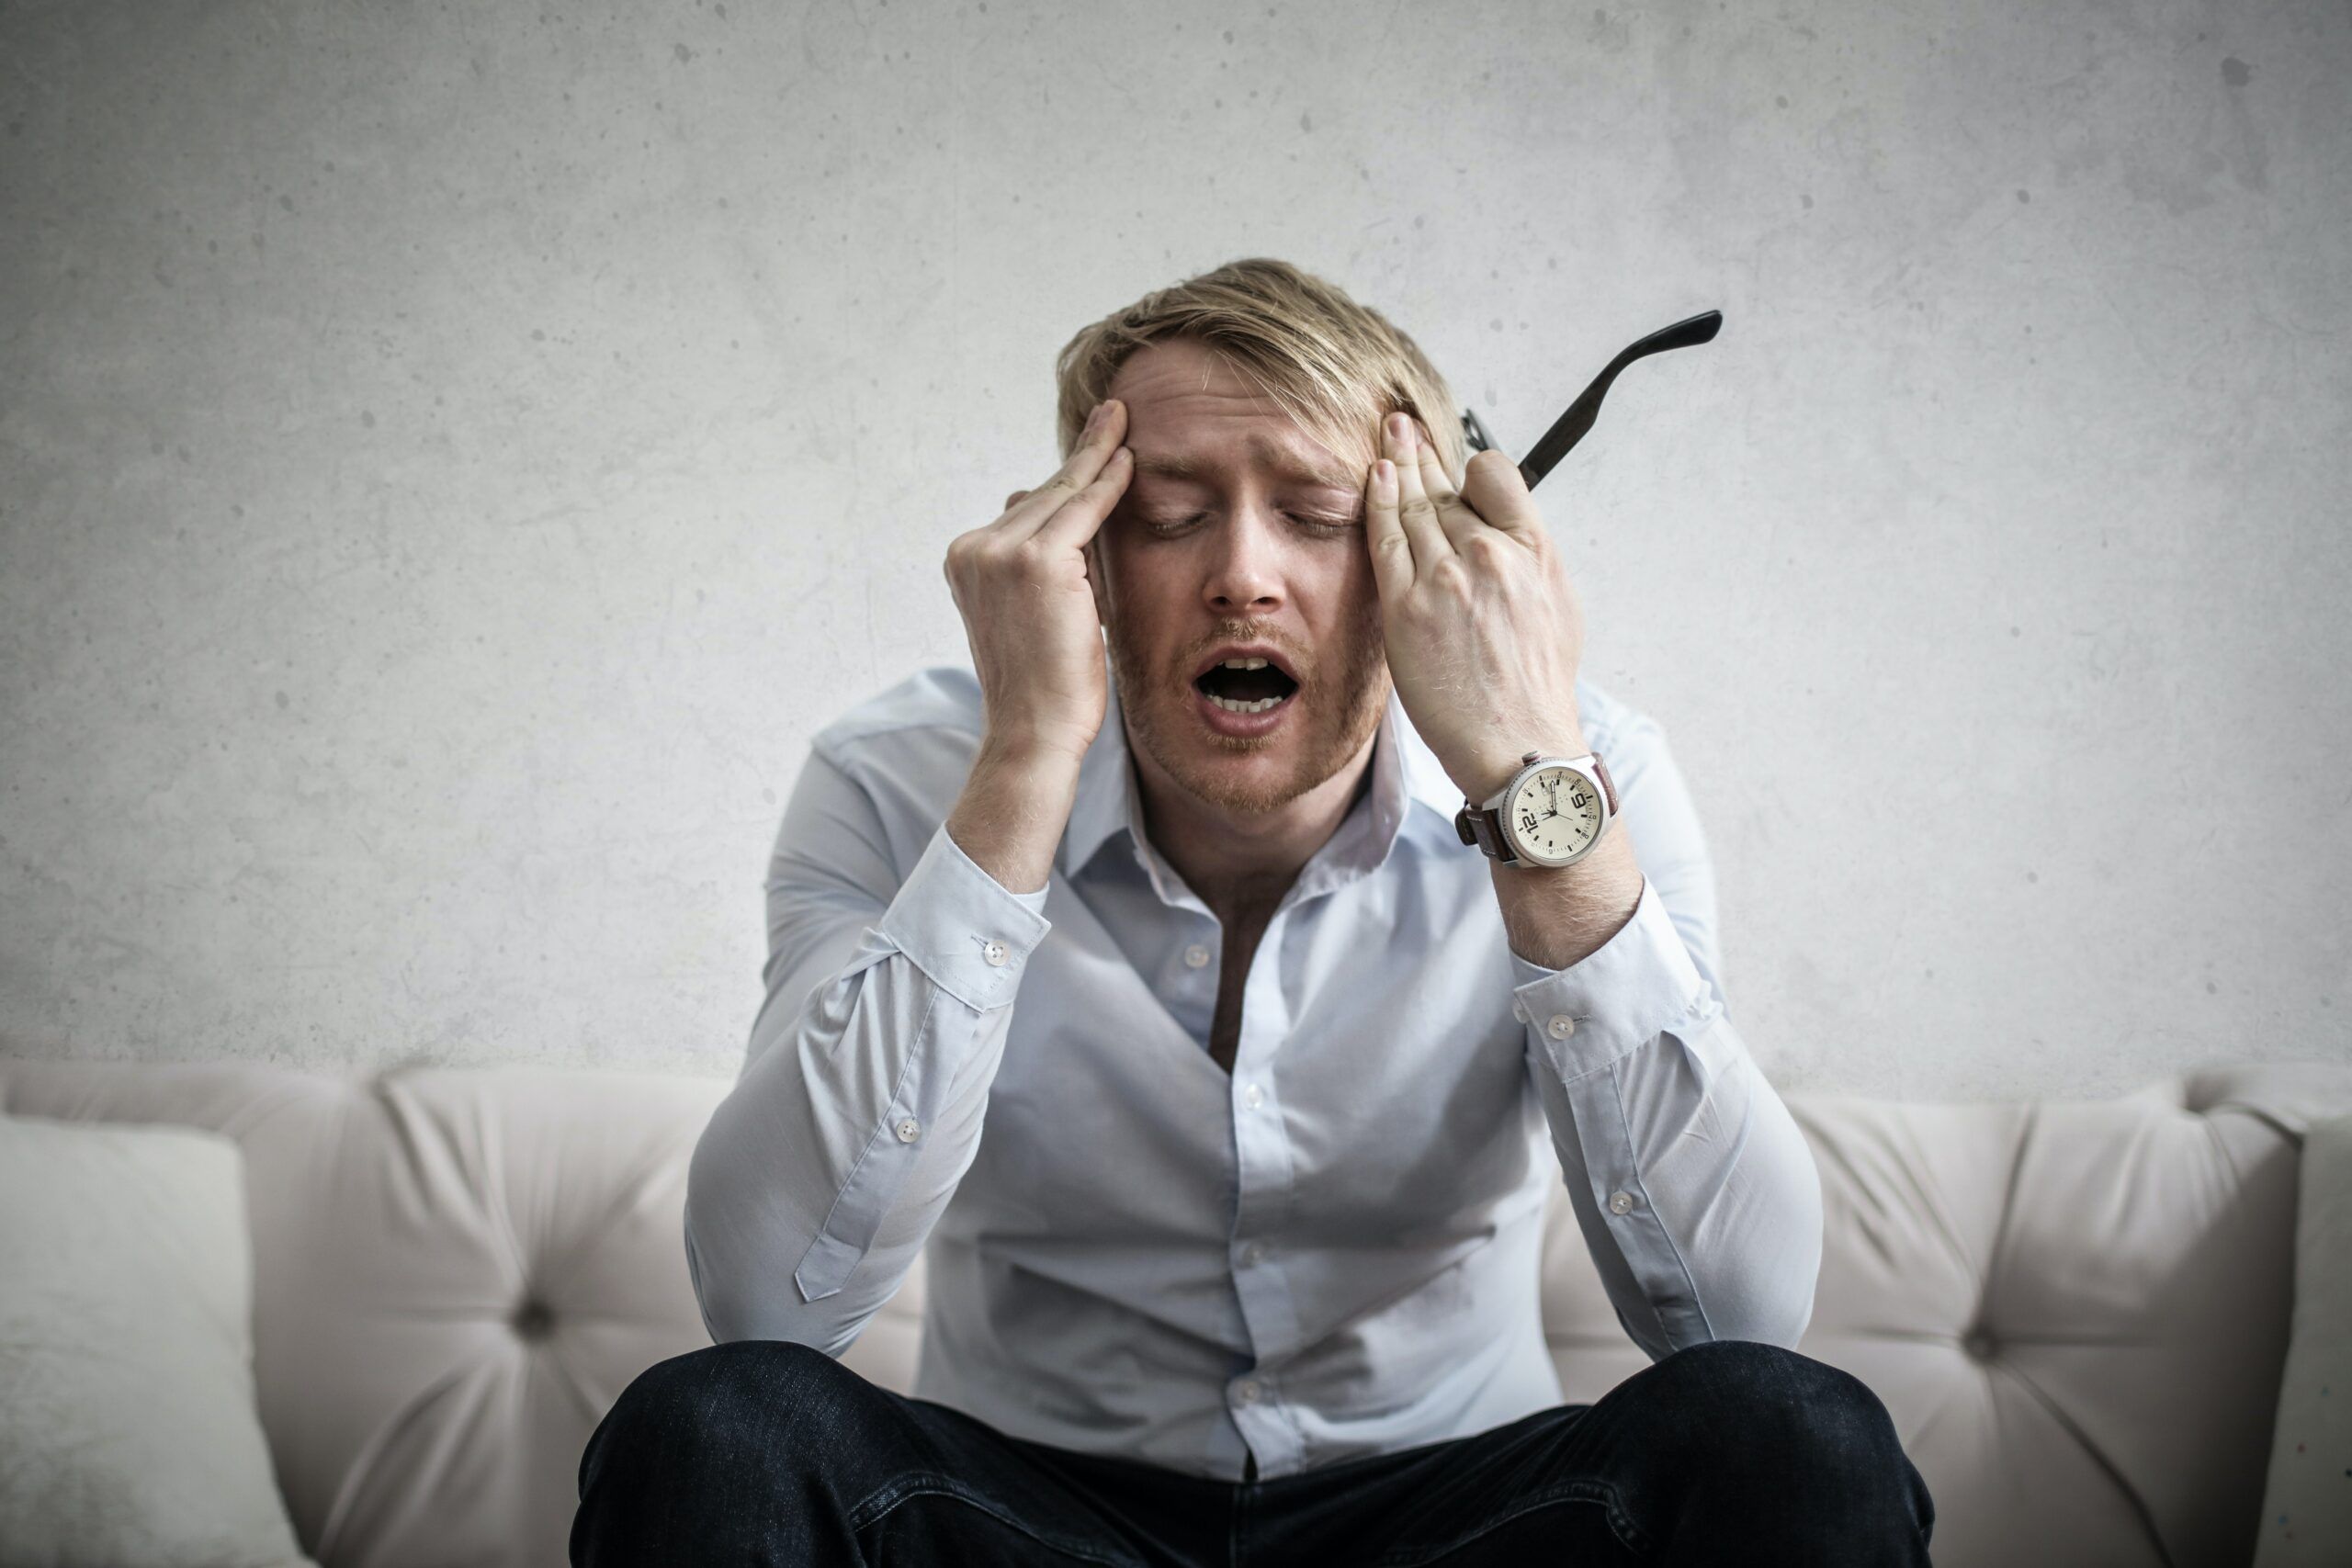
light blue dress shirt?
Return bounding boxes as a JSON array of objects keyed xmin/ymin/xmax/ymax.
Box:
[{"xmin": 684, "ymin": 650, "xmax": 1823, "ymax": 1481}]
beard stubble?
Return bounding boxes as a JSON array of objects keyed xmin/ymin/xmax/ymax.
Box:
[{"xmin": 1105, "ymin": 598, "xmax": 1393, "ymax": 818}]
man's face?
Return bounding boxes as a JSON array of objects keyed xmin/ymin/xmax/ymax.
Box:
[{"xmin": 1089, "ymin": 337, "xmax": 1392, "ymax": 818}]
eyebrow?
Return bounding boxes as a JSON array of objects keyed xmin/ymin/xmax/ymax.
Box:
[{"xmin": 1129, "ymin": 435, "xmax": 1361, "ymax": 494}]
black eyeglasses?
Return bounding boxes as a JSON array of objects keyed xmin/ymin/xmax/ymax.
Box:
[{"xmin": 1459, "ymin": 310, "xmax": 1723, "ymax": 491}]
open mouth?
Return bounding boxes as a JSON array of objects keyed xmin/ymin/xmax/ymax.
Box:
[{"xmin": 1191, "ymin": 655, "xmax": 1301, "ymax": 716}]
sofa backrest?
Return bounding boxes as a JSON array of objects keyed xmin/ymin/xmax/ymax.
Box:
[{"xmin": 6, "ymin": 1056, "xmax": 2346, "ymax": 1568}]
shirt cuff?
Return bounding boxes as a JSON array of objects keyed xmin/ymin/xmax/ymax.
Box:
[
  {"xmin": 872, "ymin": 821, "xmax": 1053, "ymax": 1012},
  {"xmin": 1510, "ymin": 875, "xmax": 1717, "ymax": 1080}
]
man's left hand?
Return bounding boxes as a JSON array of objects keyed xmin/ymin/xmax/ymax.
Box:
[{"xmin": 1363, "ymin": 411, "xmax": 1590, "ymax": 803}]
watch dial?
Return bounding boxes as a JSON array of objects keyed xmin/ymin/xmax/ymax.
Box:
[{"xmin": 1509, "ymin": 766, "xmax": 1602, "ymax": 863}]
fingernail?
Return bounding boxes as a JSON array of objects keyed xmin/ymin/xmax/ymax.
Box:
[{"xmin": 1084, "ymin": 402, "xmax": 1105, "ymax": 434}]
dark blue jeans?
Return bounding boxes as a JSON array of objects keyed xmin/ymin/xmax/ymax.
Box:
[{"xmin": 572, "ymin": 1338, "xmax": 1934, "ymax": 1565}]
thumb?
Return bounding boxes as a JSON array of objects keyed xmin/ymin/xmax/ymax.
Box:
[
  {"xmin": 1005, "ymin": 489, "xmax": 1031, "ymax": 511},
  {"xmin": 1460, "ymin": 447, "xmax": 1542, "ymax": 536}
]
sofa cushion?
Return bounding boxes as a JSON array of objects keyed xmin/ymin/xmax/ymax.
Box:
[
  {"xmin": 0, "ymin": 1113, "xmax": 312, "ymax": 1567},
  {"xmin": 0, "ymin": 1063, "xmax": 740, "ymax": 1568},
  {"xmin": 6, "ymin": 1055, "xmax": 2346, "ymax": 1568},
  {"xmin": 1539, "ymin": 1058, "xmax": 2352, "ymax": 1568},
  {"xmin": 2254, "ymin": 1108, "xmax": 2352, "ymax": 1565}
]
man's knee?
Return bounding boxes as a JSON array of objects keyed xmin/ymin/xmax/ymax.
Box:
[
  {"xmin": 574, "ymin": 1341, "xmax": 904, "ymax": 1565},
  {"xmin": 1639, "ymin": 1339, "xmax": 1906, "ymax": 1473},
  {"xmin": 1602, "ymin": 1340, "xmax": 1933, "ymax": 1559},
  {"xmin": 584, "ymin": 1338, "xmax": 888, "ymax": 1487}
]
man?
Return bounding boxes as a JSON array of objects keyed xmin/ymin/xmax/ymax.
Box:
[{"xmin": 574, "ymin": 258, "xmax": 1935, "ymax": 1564}]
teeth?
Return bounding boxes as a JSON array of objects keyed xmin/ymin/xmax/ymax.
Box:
[
  {"xmin": 1218, "ymin": 656, "xmax": 1270, "ymax": 671},
  {"xmin": 1209, "ymin": 694, "xmax": 1287, "ymax": 715}
]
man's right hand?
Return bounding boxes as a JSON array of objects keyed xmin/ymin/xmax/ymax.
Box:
[
  {"xmin": 944, "ymin": 399, "xmax": 1132, "ymax": 769},
  {"xmin": 939, "ymin": 399, "xmax": 1132, "ymax": 895}
]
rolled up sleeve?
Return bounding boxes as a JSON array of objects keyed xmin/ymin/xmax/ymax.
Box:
[
  {"xmin": 1517, "ymin": 882, "xmax": 1823, "ymax": 1361},
  {"xmin": 684, "ymin": 743, "xmax": 1051, "ymax": 1353}
]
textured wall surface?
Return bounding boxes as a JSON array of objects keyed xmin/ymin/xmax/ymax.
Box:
[{"xmin": 2, "ymin": 0, "xmax": 2345, "ymax": 1100}]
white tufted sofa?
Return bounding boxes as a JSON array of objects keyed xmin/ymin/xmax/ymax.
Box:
[{"xmin": 4, "ymin": 1055, "xmax": 2346, "ymax": 1567}]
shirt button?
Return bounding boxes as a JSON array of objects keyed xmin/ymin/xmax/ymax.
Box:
[
  {"xmin": 1238, "ymin": 1242, "xmax": 1266, "ymax": 1267},
  {"xmin": 1184, "ymin": 943, "xmax": 1212, "ymax": 968},
  {"xmin": 1242, "ymin": 1083, "xmax": 1263, "ymax": 1110},
  {"xmin": 1608, "ymin": 1190, "xmax": 1634, "ymax": 1215},
  {"xmin": 981, "ymin": 940, "xmax": 1009, "ymax": 967},
  {"xmin": 1511, "ymin": 1001, "xmax": 1529, "ymax": 1024},
  {"xmin": 896, "ymin": 1118, "xmax": 922, "ymax": 1144},
  {"xmin": 1235, "ymin": 1380, "xmax": 1262, "ymax": 1405},
  {"xmin": 1547, "ymin": 1014, "xmax": 1577, "ymax": 1040}
]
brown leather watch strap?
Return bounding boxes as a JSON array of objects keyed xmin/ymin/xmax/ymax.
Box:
[{"xmin": 1476, "ymin": 805, "xmax": 1514, "ymax": 862}]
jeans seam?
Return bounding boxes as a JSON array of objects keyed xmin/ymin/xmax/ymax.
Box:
[
  {"xmin": 1363, "ymin": 1478, "xmax": 1647, "ymax": 1565},
  {"xmin": 849, "ymin": 1471, "xmax": 1142, "ymax": 1566}
]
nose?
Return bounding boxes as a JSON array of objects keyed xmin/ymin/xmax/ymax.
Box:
[{"xmin": 1201, "ymin": 509, "xmax": 1285, "ymax": 616}]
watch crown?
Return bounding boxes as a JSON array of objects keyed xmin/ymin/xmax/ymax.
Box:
[{"xmin": 1521, "ymin": 750, "xmax": 1542, "ymax": 766}]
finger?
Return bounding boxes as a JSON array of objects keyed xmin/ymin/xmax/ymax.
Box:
[
  {"xmin": 1363, "ymin": 457, "xmax": 1414, "ymax": 601},
  {"xmin": 1001, "ymin": 400, "xmax": 1127, "ymax": 536},
  {"xmin": 1408, "ymin": 432, "xmax": 1487, "ymax": 550},
  {"xmin": 1031, "ymin": 443, "xmax": 1132, "ymax": 550},
  {"xmin": 1382, "ymin": 412, "xmax": 1452, "ymax": 564},
  {"xmin": 1457, "ymin": 447, "xmax": 1545, "ymax": 539},
  {"xmin": 1004, "ymin": 490, "xmax": 1030, "ymax": 511}
]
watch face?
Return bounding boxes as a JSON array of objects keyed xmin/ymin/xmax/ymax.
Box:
[{"xmin": 1507, "ymin": 765, "xmax": 1603, "ymax": 865}]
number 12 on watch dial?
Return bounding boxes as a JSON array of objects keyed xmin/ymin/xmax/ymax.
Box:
[{"xmin": 1511, "ymin": 766, "xmax": 1600, "ymax": 863}]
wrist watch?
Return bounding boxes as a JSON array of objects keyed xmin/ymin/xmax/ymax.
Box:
[{"xmin": 1454, "ymin": 750, "xmax": 1619, "ymax": 869}]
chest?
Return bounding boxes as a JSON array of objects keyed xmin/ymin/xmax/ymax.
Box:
[
  {"xmin": 1205, "ymin": 908, "xmax": 1274, "ymax": 1075},
  {"xmin": 947, "ymin": 873, "xmax": 1542, "ymax": 1251}
]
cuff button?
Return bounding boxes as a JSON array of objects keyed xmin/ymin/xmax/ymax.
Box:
[{"xmin": 982, "ymin": 940, "xmax": 1009, "ymax": 966}]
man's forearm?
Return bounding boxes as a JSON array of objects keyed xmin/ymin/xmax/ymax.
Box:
[
  {"xmin": 1490, "ymin": 822, "xmax": 1646, "ymax": 971},
  {"xmin": 945, "ymin": 739, "xmax": 1084, "ymax": 895}
]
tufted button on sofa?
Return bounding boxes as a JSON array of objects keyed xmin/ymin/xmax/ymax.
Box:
[{"xmin": 4, "ymin": 1055, "xmax": 2346, "ymax": 1567}]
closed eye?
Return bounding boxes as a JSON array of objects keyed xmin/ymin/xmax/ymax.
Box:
[{"xmin": 1140, "ymin": 512, "xmax": 1360, "ymax": 537}]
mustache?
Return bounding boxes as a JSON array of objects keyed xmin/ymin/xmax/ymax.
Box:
[{"xmin": 1176, "ymin": 624, "xmax": 1309, "ymax": 678}]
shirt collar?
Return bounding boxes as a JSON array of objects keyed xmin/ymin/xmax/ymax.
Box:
[{"xmin": 1056, "ymin": 645, "xmax": 1464, "ymax": 883}]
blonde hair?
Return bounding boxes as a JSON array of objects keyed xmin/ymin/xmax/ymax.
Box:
[{"xmin": 1052, "ymin": 257, "xmax": 1465, "ymax": 485}]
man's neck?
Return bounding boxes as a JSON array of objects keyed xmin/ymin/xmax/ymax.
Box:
[{"xmin": 1128, "ymin": 727, "xmax": 1378, "ymax": 925}]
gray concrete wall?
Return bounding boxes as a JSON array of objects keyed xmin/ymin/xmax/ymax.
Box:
[{"xmin": 3, "ymin": 0, "xmax": 2345, "ymax": 1100}]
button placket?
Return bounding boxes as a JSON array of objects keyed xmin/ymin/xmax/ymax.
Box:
[{"xmin": 1226, "ymin": 908, "xmax": 1304, "ymax": 1376}]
